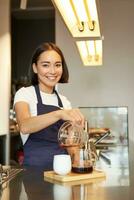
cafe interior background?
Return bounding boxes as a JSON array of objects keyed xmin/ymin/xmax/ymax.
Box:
[{"xmin": 0, "ymin": 0, "xmax": 134, "ymax": 174}]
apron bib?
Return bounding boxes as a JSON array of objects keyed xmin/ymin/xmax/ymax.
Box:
[{"xmin": 23, "ymin": 85, "xmax": 67, "ymax": 169}]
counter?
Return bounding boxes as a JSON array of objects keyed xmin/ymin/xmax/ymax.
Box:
[{"xmin": 0, "ymin": 146, "xmax": 133, "ymax": 200}]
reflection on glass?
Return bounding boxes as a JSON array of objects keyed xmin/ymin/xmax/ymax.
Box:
[{"xmin": 53, "ymin": 184, "xmax": 72, "ymax": 200}]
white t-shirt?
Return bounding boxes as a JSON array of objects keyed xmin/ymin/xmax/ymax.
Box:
[{"xmin": 14, "ymin": 86, "xmax": 72, "ymax": 144}]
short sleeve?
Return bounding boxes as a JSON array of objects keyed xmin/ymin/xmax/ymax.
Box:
[{"xmin": 13, "ymin": 86, "xmax": 37, "ymax": 107}]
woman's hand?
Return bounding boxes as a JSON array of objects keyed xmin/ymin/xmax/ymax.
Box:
[{"xmin": 57, "ymin": 108, "xmax": 85, "ymax": 127}]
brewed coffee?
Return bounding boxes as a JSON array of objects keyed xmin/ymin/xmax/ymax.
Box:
[{"xmin": 72, "ymin": 166, "xmax": 93, "ymax": 173}]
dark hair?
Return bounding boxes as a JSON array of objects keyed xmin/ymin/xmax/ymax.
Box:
[{"xmin": 28, "ymin": 42, "xmax": 69, "ymax": 85}]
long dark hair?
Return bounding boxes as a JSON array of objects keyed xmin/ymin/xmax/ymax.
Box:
[{"xmin": 28, "ymin": 42, "xmax": 69, "ymax": 85}]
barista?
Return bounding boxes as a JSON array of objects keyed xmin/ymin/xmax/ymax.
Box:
[{"xmin": 14, "ymin": 42, "xmax": 85, "ymax": 169}]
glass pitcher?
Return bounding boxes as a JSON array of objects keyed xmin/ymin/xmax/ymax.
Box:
[
  {"xmin": 58, "ymin": 121, "xmax": 96, "ymax": 173},
  {"xmin": 58, "ymin": 121, "xmax": 83, "ymax": 148}
]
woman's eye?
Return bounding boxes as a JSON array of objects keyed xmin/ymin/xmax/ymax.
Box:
[
  {"xmin": 42, "ymin": 64, "xmax": 49, "ymax": 67},
  {"xmin": 56, "ymin": 63, "xmax": 62, "ymax": 67}
]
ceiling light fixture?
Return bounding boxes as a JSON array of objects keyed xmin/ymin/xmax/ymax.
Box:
[
  {"xmin": 76, "ymin": 39, "xmax": 103, "ymax": 66},
  {"xmin": 52, "ymin": 0, "xmax": 101, "ymax": 37}
]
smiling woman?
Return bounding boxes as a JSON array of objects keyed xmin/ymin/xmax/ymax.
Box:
[
  {"xmin": 32, "ymin": 50, "xmax": 63, "ymax": 93},
  {"xmin": 13, "ymin": 42, "xmax": 85, "ymax": 169}
]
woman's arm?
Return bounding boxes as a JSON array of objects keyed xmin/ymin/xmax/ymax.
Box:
[{"xmin": 15, "ymin": 102, "xmax": 85, "ymax": 134}]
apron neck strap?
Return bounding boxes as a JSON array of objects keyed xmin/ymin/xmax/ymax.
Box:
[
  {"xmin": 34, "ymin": 85, "xmax": 42, "ymax": 104},
  {"xmin": 34, "ymin": 85, "xmax": 63, "ymax": 107},
  {"xmin": 54, "ymin": 89, "xmax": 63, "ymax": 108}
]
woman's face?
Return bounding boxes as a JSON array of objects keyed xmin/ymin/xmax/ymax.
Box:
[{"xmin": 33, "ymin": 50, "xmax": 63, "ymax": 93}]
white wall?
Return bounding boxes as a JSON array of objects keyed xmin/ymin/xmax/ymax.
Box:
[
  {"xmin": 0, "ymin": 0, "xmax": 11, "ymax": 135},
  {"xmin": 56, "ymin": 0, "xmax": 134, "ymax": 142},
  {"xmin": 0, "ymin": 0, "xmax": 11, "ymax": 164}
]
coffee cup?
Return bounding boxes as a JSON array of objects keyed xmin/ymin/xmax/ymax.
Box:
[{"xmin": 53, "ymin": 154, "xmax": 71, "ymax": 175}]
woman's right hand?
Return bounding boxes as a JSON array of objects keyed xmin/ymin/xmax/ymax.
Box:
[{"xmin": 57, "ymin": 108, "xmax": 85, "ymax": 128}]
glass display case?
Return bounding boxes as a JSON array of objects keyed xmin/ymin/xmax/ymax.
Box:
[{"xmin": 79, "ymin": 106, "xmax": 128, "ymax": 146}]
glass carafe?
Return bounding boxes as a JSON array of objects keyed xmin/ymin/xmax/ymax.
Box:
[
  {"xmin": 58, "ymin": 121, "xmax": 96, "ymax": 173},
  {"xmin": 71, "ymin": 147, "xmax": 95, "ymax": 173}
]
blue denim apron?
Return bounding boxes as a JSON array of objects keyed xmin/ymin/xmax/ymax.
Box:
[{"xmin": 23, "ymin": 85, "xmax": 67, "ymax": 169}]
